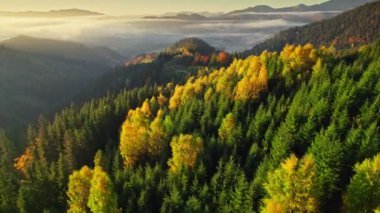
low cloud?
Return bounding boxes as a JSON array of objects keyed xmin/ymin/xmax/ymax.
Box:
[{"xmin": 0, "ymin": 15, "xmax": 308, "ymax": 56}]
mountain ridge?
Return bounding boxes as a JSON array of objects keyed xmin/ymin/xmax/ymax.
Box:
[
  {"xmin": 1, "ymin": 35, "xmax": 123, "ymax": 66},
  {"xmin": 0, "ymin": 8, "xmax": 102, "ymax": 17},
  {"xmin": 246, "ymin": 1, "xmax": 380, "ymax": 55}
]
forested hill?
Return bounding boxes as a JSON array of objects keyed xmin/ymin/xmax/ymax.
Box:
[
  {"xmin": 0, "ymin": 46, "xmax": 111, "ymax": 148},
  {"xmin": 82, "ymin": 38, "xmax": 231, "ymax": 99},
  {"xmin": 4, "ymin": 38, "xmax": 380, "ymax": 212},
  {"xmin": 247, "ymin": 1, "xmax": 380, "ymax": 55}
]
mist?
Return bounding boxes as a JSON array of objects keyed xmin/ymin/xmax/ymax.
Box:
[{"xmin": 0, "ymin": 14, "xmax": 317, "ymax": 58}]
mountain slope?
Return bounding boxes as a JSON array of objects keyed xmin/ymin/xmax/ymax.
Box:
[
  {"xmin": 1, "ymin": 36, "xmax": 123, "ymax": 66},
  {"xmin": 247, "ymin": 1, "xmax": 380, "ymax": 55},
  {"xmin": 0, "ymin": 46, "xmax": 110, "ymax": 147},
  {"xmin": 228, "ymin": 0, "xmax": 375, "ymax": 15},
  {"xmin": 83, "ymin": 38, "xmax": 229, "ymax": 99},
  {"xmin": 10, "ymin": 38, "xmax": 380, "ymax": 212}
]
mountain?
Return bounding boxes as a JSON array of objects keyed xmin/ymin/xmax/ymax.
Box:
[
  {"xmin": 166, "ymin": 37, "xmax": 216, "ymax": 55},
  {"xmin": 0, "ymin": 37, "xmax": 119, "ymax": 147},
  {"xmin": 144, "ymin": 13, "xmax": 207, "ymax": 20},
  {"xmin": 84, "ymin": 38, "xmax": 229, "ymax": 99},
  {"xmin": 247, "ymin": 1, "xmax": 380, "ymax": 55},
  {"xmin": 228, "ymin": 0, "xmax": 375, "ymax": 15},
  {"xmin": 1, "ymin": 36, "xmax": 123, "ymax": 66},
  {"xmin": 0, "ymin": 9, "xmax": 102, "ymax": 17},
  {"xmin": 7, "ymin": 35, "xmax": 380, "ymax": 212}
]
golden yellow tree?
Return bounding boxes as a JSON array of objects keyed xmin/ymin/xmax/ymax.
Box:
[
  {"xmin": 67, "ymin": 166, "xmax": 93, "ymax": 213},
  {"xmin": 168, "ymin": 134, "xmax": 203, "ymax": 173},
  {"xmin": 120, "ymin": 100, "xmax": 152, "ymax": 168},
  {"xmin": 87, "ymin": 166, "xmax": 118, "ymax": 213},
  {"xmin": 261, "ymin": 154, "xmax": 318, "ymax": 213}
]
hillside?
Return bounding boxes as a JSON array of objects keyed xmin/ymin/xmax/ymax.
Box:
[
  {"xmin": 83, "ymin": 38, "xmax": 230, "ymax": 99},
  {"xmin": 247, "ymin": 1, "xmax": 380, "ymax": 55},
  {"xmin": 6, "ymin": 38, "xmax": 380, "ymax": 212},
  {"xmin": 2, "ymin": 36, "xmax": 123, "ymax": 66},
  {"xmin": 228, "ymin": 0, "xmax": 375, "ymax": 14},
  {"xmin": 0, "ymin": 46, "xmax": 110, "ymax": 148},
  {"xmin": 0, "ymin": 2, "xmax": 379, "ymax": 213}
]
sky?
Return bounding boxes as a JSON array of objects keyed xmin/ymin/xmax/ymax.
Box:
[{"xmin": 1, "ymin": 0, "xmax": 327, "ymax": 15}]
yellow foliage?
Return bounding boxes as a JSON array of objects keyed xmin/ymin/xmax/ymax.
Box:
[
  {"xmin": 234, "ymin": 57, "xmax": 268, "ymax": 101},
  {"xmin": 169, "ymin": 85, "xmax": 185, "ymax": 110},
  {"xmin": 168, "ymin": 134, "xmax": 203, "ymax": 173},
  {"xmin": 262, "ymin": 154, "xmax": 318, "ymax": 213},
  {"xmin": 204, "ymin": 87, "xmax": 214, "ymax": 102},
  {"xmin": 67, "ymin": 166, "xmax": 93, "ymax": 213},
  {"xmin": 120, "ymin": 102, "xmax": 168, "ymax": 168},
  {"xmin": 14, "ymin": 148, "xmax": 33, "ymax": 176},
  {"xmin": 280, "ymin": 43, "xmax": 317, "ymax": 75},
  {"xmin": 157, "ymin": 93, "xmax": 168, "ymax": 108}
]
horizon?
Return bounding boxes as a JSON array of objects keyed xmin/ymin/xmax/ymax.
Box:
[{"xmin": 1, "ymin": 0, "xmax": 327, "ymax": 15}]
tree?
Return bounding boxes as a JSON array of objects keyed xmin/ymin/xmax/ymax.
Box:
[
  {"xmin": 119, "ymin": 100, "xmax": 151, "ymax": 168},
  {"xmin": 216, "ymin": 51, "xmax": 230, "ymax": 65},
  {"xmin": 168, "ymin": 134, "xmax": 204, "ymax": 173},
  {"xmin": 261, "ymin": 154, "xmax": 318, "ymax": 213},
  {"xmin": 67, "ymin": 166, "xmax": 93, "ymax": 213},
  {"xmin": 343, "ymin": 153, "xmax": 380, "ymax": 213},
  {"xmin": 87, "ymin": 166, "xmax": 119, "ymax": 213},
  {"xmin": 218, "ymin": 113, "xmax": 242, "ymax": 146},
  {"xmin": 0, "ymin": 130, "xmax": 17, "ymax": 211}
]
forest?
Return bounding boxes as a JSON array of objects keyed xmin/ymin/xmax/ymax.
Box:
[{"xmin": 1, "ymin": 37, "xmax": 380, "ymax": 212}]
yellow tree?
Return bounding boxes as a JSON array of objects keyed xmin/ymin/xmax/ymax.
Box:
[
  {"xmin": 343, "ymin": 153, "xmax": 380, "ymax": 213},
  {"xmin": 120, "ymin": 100, "xmax": 151, "ymax": 168},
  {"xmin": 168, "ymin": 134, "xmax": 203, "ymax": 173},
  {"xmin": 261, "ymin": 154, "xmax": 318, "ymax": 213},
  {"xmin": 67, "ymin": 166, "xmax": 93, "ymax": 213},
  {"xmin": 87, "ymin": 166, "xmax": 118, "ymax": 213},
  {"xmin": 148, "ymin": 110, "xmax": 168, "ymax": 158}
]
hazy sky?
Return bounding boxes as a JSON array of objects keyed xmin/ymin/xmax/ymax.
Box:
[{"xmin": 1, "ymin": 0, "xmax": 327, "ymax": 15}]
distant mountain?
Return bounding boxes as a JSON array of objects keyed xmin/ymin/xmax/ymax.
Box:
[
  {"xmin": 144, "ymin": 13, "xmax": 207, "ymax": 20},
  {"xmin": 0, "ymin": 36, "xmax": 122, "ymax": 146},
  {"xmin": 145, "ymin": 0, "xmax": 374, "ymax": 21},
  {"xmin": 246, "ymin": 1, "xmax": 380, "ymax": 55},
  {"xmin": 228, "ymin": 0, "xmax": 375, "ymax": 15},
  {"xmin": 0, "ymin": 9, "xmax": 102, "ymax": 17},
  {"xmin": 1, "ymin": 36, "xmax": 123, "ymax": 66}
]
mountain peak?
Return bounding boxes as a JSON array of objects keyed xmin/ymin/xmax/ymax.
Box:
[{"xmin": 166, "ymin": 38, "xmax": 215, "ymax": 55}]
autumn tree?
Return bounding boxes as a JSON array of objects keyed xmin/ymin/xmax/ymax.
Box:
[
  {"xmin": 168, "ymin": 134, "xmax": 203, "ymax": 173},
  {"xmin": 67, "ymin": 166, "xmax": 93, "ymax": 213},
  {"xmin": 343, "ymin": 153, "xmax": 380, "ymax": 213},
  {"xmin": 216, "ymin": 51, "xmax": 230, "ymax": 65},
  {"xmin": 87, "ymin": 166, "xmax": 118, "ymax": 213},
  {"xmin": 120, "ymin": 99, "xmax": 169, "ymax": 168},
  {"xmin": 235, "ymin": 57, "xmax": 268, "ymax": 101},
  {"xmin": 119, "ymin": 100, "xmax": 151, "ymax": 167},
  {"xmin": 218, "ymin": 113, "xmax": 242, "ymax": 146},
  {"xmin": 261, "ymin": 154, "xmax": 318, "ymax": 213}
]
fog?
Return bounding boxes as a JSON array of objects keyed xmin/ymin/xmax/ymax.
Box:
[{"xmin": 0, "ymin": 15, "xmax": 311, "ymax": 58}]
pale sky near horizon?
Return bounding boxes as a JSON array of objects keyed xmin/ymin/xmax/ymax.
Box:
[{"xmin": 1, "ymin": 0, "xmax": 327, "ymax": 15}]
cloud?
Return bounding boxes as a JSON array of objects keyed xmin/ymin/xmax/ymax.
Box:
[{"xmin": 0, "ymin": 14, "xmax": 307, "ymax": 56}]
